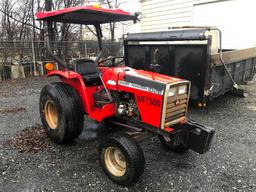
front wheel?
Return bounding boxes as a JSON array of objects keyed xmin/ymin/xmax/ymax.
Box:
[
  {"xmin": 158, "ymin": 134, "xmax": 188, "ymax": 153},
  {"xmin": 39, "ymin": 82, "xmax": 84, "ymax": 144},
  {"xmin": 99, "ymin": 133, "xmax": 145, "ymax": 186}
]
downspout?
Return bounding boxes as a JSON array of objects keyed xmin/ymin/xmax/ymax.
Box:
[{"xmin": 209, "ymin": 28, "xmax": 239, "ymax": 89}]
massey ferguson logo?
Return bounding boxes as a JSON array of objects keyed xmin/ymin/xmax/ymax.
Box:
[{"xmin": 118, "ymin": 80, "xmax": 164, "ymax": 95}]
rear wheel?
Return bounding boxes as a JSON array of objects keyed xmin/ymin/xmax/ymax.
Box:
[
  {"xmin": 99, "ymin": 133, "xmax": 145, "ymax": 186},
  {"xmin": 158, "ymin": 134, "xmax": 188, "ymax": 153},
  {"xmin": 44, "ymin": 100, "xmax": 58, "ymax": 129},
  {"xmin": 39, "ymin": 82, "xmax": 84, "ymax": 144}
]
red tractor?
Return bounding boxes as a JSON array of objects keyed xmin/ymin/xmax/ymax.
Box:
[{"xmin": 36, "ymin": 5, "xmax": 214, "ymax": 186}]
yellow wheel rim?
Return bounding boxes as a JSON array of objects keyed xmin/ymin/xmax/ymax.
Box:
[
  {"xmin": 44, "ymin": 100, "xmax": 58, "ymax": 129},
  {"xmin": 104, "ymin": 146, "xmax": 126, "ymax": 177}
]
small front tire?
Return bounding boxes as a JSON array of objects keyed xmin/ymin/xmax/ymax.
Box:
[{"xmin": 99, "ymin": 133, "xmax": 145, "ymax": 186}]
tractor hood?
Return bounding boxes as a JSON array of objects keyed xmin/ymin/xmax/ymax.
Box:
[
  {"xmin": 123, "ymin": 67, "xmax": 182, "ymax": 85},
  {"xmin": 102, "ymin": 66, "xmax": 188, "ymax": 95},
  {"xmin": 121, "ymin": 68, "xmax": 184, "ymax": 95},
  {"xmin": 100, "ymin": 67, "xmax": 186, "ymax": 96}
]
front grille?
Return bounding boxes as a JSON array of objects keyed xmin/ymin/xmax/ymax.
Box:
[{"xmin": 161, "ymin": 82, "xmax": 190, "ymax": 128}]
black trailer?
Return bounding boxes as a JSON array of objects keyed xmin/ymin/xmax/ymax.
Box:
[{"xmin": 124, "ymin": 28, "xmax": 256, "ymax": 104}]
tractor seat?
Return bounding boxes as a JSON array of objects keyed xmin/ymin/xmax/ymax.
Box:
[{"xmin": 72, "ymin": 59, "xmax": 102, "ymax": 86}]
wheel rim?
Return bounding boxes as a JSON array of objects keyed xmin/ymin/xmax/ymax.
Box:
[
  {"xmin": 104, "ymin": 146, "xmax": 126, "ymax": 177},
  {"xmin": 44, "ymin": 100, "xmax": 58, "ymax": 129}
]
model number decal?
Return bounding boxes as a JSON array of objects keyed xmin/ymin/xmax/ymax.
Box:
[{"xmin": 137, "ymin": 96, "xmax": 161, "ymax": 107}]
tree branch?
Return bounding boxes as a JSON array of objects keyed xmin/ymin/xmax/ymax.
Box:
[{"xmin": 0, "ymin": 8, "xmax": 41, "ymax": 30}]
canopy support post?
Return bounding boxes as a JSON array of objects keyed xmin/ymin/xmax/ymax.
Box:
[{"xmin": 95, "ymin": 24, "xmax": 103, "ymax": 51}]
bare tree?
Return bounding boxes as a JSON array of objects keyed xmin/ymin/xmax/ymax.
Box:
[{"xmin": 0, "ymin": 0, "xmax": 125, "ymax": 78}]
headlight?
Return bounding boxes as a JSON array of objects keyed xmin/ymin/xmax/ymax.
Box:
[
  {"xmin": 178, "ymin": 85, "xmax": 187, "ymax": 94},
  {"xmin": 168, "ymin": 87, "xmax": 176, "ymax": 97}
]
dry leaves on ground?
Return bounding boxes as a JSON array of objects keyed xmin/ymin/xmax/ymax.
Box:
[
  {"xmin": 5, "ymin": 125, "xmax": 48, "ymax": 154},
  {"xmin": 0, "ymin": 106, "xmax": 26, "ymax": 114}
]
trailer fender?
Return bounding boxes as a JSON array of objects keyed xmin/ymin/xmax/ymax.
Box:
[{"xmin": 47, "ymin": 70, "xmax": 91, "ymax": 113}]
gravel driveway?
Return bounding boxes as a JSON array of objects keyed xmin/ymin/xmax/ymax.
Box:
[{"xmin": 0, "ymin": 76, "xmax": 256, "ymax": 192}]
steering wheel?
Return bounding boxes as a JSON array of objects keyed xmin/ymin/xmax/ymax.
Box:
[{"xmin": 98, "ymin": 56, "xmax": 125, "ymax": 67}]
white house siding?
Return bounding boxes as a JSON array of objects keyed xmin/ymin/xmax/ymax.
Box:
[
  {"xmin": 193, "ymin": 0, "xmax": 256, "ymax": 49},
  {"xmin": 140, "ymin": 0, "xmax": 256, "ymax": 49},
  {"xmin": 140, "ymin": 0, "xmax": 232, "ymax": 32},
  {"xmin": 141, "ymin": 0, "xmax": 195, "ymax": 32}
]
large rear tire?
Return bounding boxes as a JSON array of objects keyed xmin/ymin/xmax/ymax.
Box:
[
  {"xmin": 39, "ymin": 82, "xmax": 84, "ymax": 144},
  {"xmin": 99, "ymin": 133, "xmax": 145, "ymax": 186}
]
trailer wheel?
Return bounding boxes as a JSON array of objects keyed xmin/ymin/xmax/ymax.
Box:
[
  {"xmin": 158, "ymin": 134, "xmax": 188, "ymax": 153},
  {"xmin": 99, "ymin": 133, "xmax": 145, "ymax": 186},
  {"xmin": 40, "ymin": 82, "xmax": 84, "ymax": 144}
]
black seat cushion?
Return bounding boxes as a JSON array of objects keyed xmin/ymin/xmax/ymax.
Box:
[
  {"xmin": 83, "ymin": 73, "xmax": 102, "ymax": 85},
  {"xmin": 72, "ymin": 59, "xmax": 102, "ymax": 85},
  {"xmin": 75, "ymin": 59, "xmax": 97, "ymax": 75}
]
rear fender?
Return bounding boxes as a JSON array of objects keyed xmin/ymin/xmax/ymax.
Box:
[{"xmin": 47, "ymin": 70, "xmax": 92, "ymax": 113}]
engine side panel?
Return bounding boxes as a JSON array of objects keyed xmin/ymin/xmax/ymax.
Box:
[
  {"xmin": 100, "ymin": 66, "xmax": 187, "ymax": 128},
  {"xmin": 117, "ymin": 83, "xmax": 163, "ymax": 128}
]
